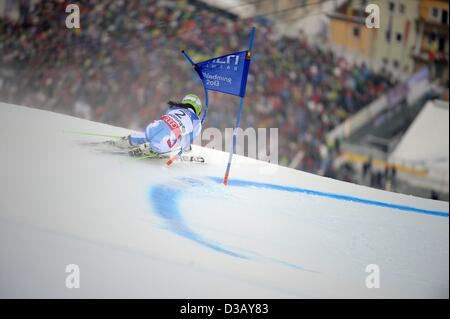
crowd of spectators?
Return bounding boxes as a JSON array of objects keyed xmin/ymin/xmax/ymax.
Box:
[{"xmin": 0, "ymin": 0, "xmax": 395, "ymax": 175}]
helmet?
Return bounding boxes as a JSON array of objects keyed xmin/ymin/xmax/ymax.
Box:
[{"xmin": 182, "ymin": 94, "xmax": 202, "ymax": 116}]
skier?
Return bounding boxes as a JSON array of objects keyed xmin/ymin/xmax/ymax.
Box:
[{"xmin": 115, "ymin": 94, "xmax": 202, "ymax": 157}]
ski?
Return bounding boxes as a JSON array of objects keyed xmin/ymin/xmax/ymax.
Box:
[
  {"xmin": 180, "ymin": 155, "xmax": 206, "ymax": 164},
  {"xmin": 79, "ymin": 138, "xmax": 206, "ymax": 164},
  {"xmin": 124, "ymin": 152, "xmax": 206, "ymax": 164},
  {"xmin": 71, "ymin": 130, "xmax": 206, "ymax": 164},
  {"xmin": 77, "ymin": 140, "xmax": 117, "ymax": 148}
]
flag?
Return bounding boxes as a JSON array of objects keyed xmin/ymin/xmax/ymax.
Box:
[
  {"xmin": 194, "ymin": 50, "xmax": 251, "ymax": 98},
  {"xmin": 180, "ymin": 27, "xmax": 256, "ymax": 185}
]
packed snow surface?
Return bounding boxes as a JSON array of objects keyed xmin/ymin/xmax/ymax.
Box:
[{"xmin": 0, "ymin": 103, "xmax": 448, "ymax": 298}]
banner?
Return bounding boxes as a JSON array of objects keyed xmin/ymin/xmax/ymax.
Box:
[
  {"xmin": 387, "ymin": 67, "xmax": 429, "ymax": 106},
  {"xmin": 195, "ymin": 51, "xmax": 251, "ymax": 98}
]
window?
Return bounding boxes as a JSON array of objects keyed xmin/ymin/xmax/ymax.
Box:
[
  {"xmin": 396, "ymin": 33, "xmax": 403, "ymax": 43},
  {"xmin": 442, "ymin": 9, "xmax": 448, "ymax": 24},
  {"xmin": 399, "ymin": 3, "xmax": 406, "ymax": 14},
  {"xmin": 393, "ymin": 60, "xmax": 400, "ymax": 68},
  {"xmin": 382, "ymin": 58, "xmax": 389, "ymax": 65},
  {"xmin": 389, "ymin": 2, "xmax": 395, "ymax": 12},
  {"xmin": 438, "ymin": 36, "xmax": 446, "ymax": 52},
  {"xmin": 386, "ymin": 31, "xmax": 392, "ymax": 42},
  {"xmin": 353, "ymin": 27, "xmax": 361, "ymax": 38},
  {"xmin": 431, "ymin": 7, "xmax": 439, "ymax": 18}
]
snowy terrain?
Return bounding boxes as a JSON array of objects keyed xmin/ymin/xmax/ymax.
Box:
[{"xmin": 0, "ymin": 102, "xmax": 448, "ymax": 298}]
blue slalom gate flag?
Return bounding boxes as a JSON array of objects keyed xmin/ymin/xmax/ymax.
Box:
[
  {"xmin": 194, "ymin": 50, "xmax": 251, "ymax": 98},
  {"xmin": 181, "ymin": 27, "xmax": 256, "ymax": 185}
]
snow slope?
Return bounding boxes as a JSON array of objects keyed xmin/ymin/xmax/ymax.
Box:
[{"xmin": 0, "ymin": 102, "xmax": 448, "ymax": 298}]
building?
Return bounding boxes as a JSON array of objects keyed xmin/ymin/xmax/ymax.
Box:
[
  {"xmin": 328, "ymin": 0, "xmax": 420, "ymax": 80},
  {"xmin": 411, "ymin": 0, "xmax": 449, "ymax": 85}
]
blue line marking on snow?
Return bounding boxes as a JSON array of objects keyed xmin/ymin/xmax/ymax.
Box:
[
  {"xmin": 149, "ymin": 180, "xmax": 315, "ymax": 272},
  {"xmin": 149, "ymin": 175, "xmax": 446, "ymax": 272},
  {"xmin": 208, "ymin": 177, "xmax": 449, "ymax": 218},
  {"xmin": 150, "ymin": 185, "xmax": 246, "ymax": 259}
]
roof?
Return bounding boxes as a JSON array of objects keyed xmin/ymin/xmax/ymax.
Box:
[{"xmin": 390, "ymin": 100, "xmax": 449, "ymax": 167}]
